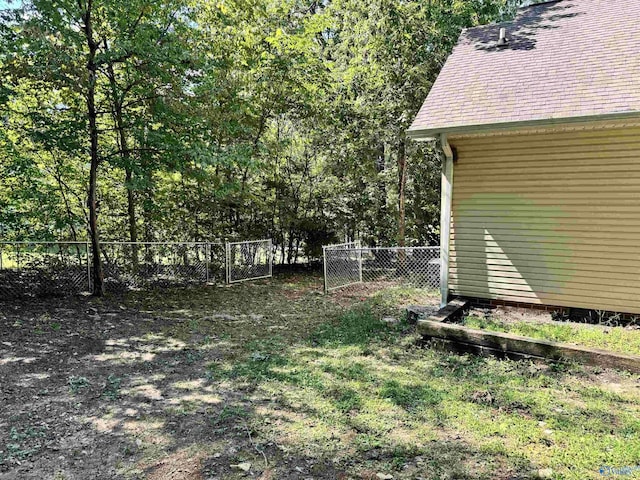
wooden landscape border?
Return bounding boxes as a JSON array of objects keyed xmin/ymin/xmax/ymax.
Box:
[{"xmin": 414, "ymin": 299, "xmax": 640, "ymax": 374}]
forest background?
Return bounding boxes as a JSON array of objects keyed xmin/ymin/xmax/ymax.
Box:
[{"xmin": 0, "ymin": 0, "xmax": 529, "ymax": 291}]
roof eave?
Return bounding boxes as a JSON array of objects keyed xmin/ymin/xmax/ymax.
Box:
[{"xmin": 406, "ymin": 111, "xmax": 640, "ymax": 141}]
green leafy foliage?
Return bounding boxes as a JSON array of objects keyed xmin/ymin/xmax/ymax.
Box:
[
  {"xmin": 102, "ymin": 374, "xmax": 122, "ymax": 400},
  {"xmin": 1, "ymin": 0, "xmax": 526, "ymax": 255},
  {"xmin": 68, "ymin": 376, "xmax": 91, "ymax": 394}
]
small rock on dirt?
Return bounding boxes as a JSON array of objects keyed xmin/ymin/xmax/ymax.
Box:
[
  {"xmin": 231, "ymin": 462, "xmax": 251, "ymax": 472},
  {"xmin": 537, "ymin": 468, "xmax": 554, "ymax": 478}
]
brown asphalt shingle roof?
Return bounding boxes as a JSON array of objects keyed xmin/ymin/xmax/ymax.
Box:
[{"xmin": 408, "ymin": 0, "xmax": 640, "ymax": 137}]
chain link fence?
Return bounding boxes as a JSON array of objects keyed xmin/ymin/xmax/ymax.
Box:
[
  {"xmin": 0, "ymin": 242, "xmax": 91, "ymax": 298},
  {"xmin": 101, "ymin": 242, "xmax": 225, "ymax": 292},
  {"xmin": 226, "ymin": 239, "xmax": 273, "ymax": 283},
  {"xmin": 323, "ymin": 243, "xmax": 440, "ymax": 293},
  {"xmin": 1, "ymin": 239, "xmax": 271, "ymax": 299}
]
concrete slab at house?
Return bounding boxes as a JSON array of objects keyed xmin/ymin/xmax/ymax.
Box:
[{"xmin": 408, "ymin": 0, "xmax": 640, "ymax": 314}]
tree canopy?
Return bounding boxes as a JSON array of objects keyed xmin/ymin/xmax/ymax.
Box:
[{"xmin": 0, "ymin": 0, "xmax": 525, "ymax": 293}]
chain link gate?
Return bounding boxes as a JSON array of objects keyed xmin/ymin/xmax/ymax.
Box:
[
  {"xmin": 225, "ymin": 239, "xmax": 273, "ymax": 283},
  {"xmin": 323, "ymin": 242, "xmax": 362, "ymax": 292},
  {"xmin": 323, "ymin": 243, "xmax": 440, "ymax": 293}
]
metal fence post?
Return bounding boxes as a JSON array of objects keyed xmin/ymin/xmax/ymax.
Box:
[
  {"xmin": 225, "ymin": 242, "xmax": 230, "ymax": 284},
  {"xmin": 323, "ymin": 245, "xmax": 328, "ymax": 293},
  {"xmin": 358, "ymin": 246, "xmax": 363, "ymax": 284},
  {"xmin": 268, "ymin": 239, "xmax": 273, "ymax": 278},
  {"xmin": 86, "ymin": 241, "xmax": 91, "ymax": 291},
  {"xmin": 205, "ymin": 243, "xmax": 210, "ymax": 283}
]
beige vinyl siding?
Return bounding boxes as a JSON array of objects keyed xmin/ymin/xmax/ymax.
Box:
[{"xmin": 448, "ymin": 125, "xmax": 640, "ymax": 314}]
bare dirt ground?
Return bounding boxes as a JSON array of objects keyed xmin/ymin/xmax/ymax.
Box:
[
  {"xmin": 0, "ymin": 275, "xmax": 435, "ymax": 480},
  {"xmin": 1, "ymin": 275, "xmax": 638, "ymax": 480}
]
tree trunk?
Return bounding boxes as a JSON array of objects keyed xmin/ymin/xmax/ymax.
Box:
[
  {"xmin": 52, "ymin": 161, "xmax": 79, "ymax": 243},
  {"xmin": 52, "ymin": 162, "xmax": 83, "ymax": 262},
  {"xmin": 376, "ymin": 143, "xmax": 388, "ymax": 246},
  {"xmin": 82, "ymin": 0, "xmax": 104, "ymax": 296},
  {"xmin": 286, "ymin": 227, "xmax": 295, "ymax": 264},
  {"xmin": 397, "ymin": 139, "xmax": 407, "ymax": 247},
  {"xmin": 143, "ymin": 185, "xmax": 155, "ymax": 264},
  {"xmin": 113, "ymin": 99, "xmax": 137, "ymax": 244},
  {"xmin": 126, "ymin": 169, "xmax": 138, "ymax": 242},
  {"xmin": 105, "ymin": 58, "xmax": 139, "ymax": 265},
  {"xmin": 397, "ymin": 140, "xmax": 408, "ymax": 274},
  {"xmin": 116, "ymin": 107, "xmax": 139, "ymax": 263}
]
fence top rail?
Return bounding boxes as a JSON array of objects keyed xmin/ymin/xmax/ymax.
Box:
[
  {"xmin": 102, "ymin": 241, "xmax": 223, "ymax": 246},
  {"xmin": 0, "ymin": 241, "xmax": 90, "ymax": 245},
  {"xmin": 324, "ymin": 241, "xmax": 361, "ymax": 250},
  {"xmin": 324, "ymin": 243, "xmax": 438, "ymax": 251},
  {"xmin": 0, "ymin": 241, "xmax": 223, "ymax": 246},
  {"xmin": 359, "ymin": 246, "xmax": 439, "ymax": 251},
  {"xmin": 226, "ymin": 239, "xmax": 271, "ymax": 246}
]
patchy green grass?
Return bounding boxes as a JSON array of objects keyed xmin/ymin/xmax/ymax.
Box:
[
  {"xmin": 210, "ymin": 305, "xmax": 640, "ymax": 479},
  {"xmin": 130, "ymin": 278, "xmax": 640, "ymax": 479},
  {"xmin": 462, "ymin": 315, "xmax": 640, "ymax": 356}
]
